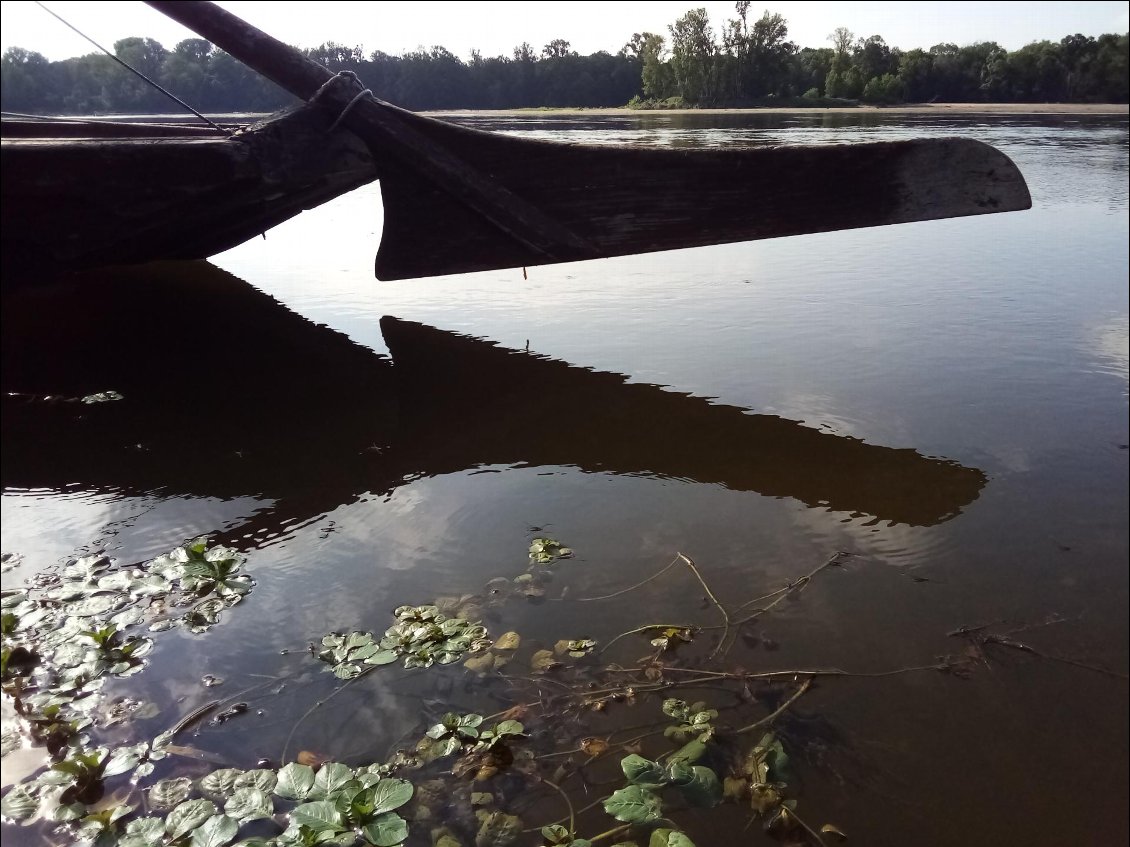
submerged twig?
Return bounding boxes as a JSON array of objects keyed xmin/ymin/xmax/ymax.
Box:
[
  {"xmin": 973, "ymin": 632, "xmax": 1129, "ymax": 680},
  {"xmin": 734, "ymin": 678, "xmax": 813, "ymax": 735},
  {"xmin": 567, "ymin": 554, "xmax": 683, "ymax": 601},
  {"xmin": 677, "ymin": 553, "xmax": 731, "ymax": 659},
  {"xmin": 732, "ymin": 552, "xmax": 848, "ymax": 626},
  {"xmin": 540, "ymin": 778, "xmax": 576, "ymax": 839},
  {"xmin": 281, "ymin": 667, "xmax": 374, "ymax": 762}
]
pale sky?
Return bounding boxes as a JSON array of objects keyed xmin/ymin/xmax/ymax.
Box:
[{"xmin": 1, "ymin": 1, "xmax": 1127, "ymax": 62}]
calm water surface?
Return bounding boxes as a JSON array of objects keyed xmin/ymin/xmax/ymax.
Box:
[{"xmin": 2, "ymin": 112, "xmax": 1127, "ymax": 845}]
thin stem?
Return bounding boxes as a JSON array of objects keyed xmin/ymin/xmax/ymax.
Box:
[
  {"xmin": 604, "ymin": 663, "xmax": 948, "ymax": 681},
  {"xmin": 732, "ymin": 552, "xmax": 847, "ymax": 626},
  {"xmin": 540, "ymin": 778, "xmax": 576, "ymax": 838},
  {"xmin": 589, "ymin": 824, "xmax": 632, "ymax": 843},
  {"xmin": 525, "ymin": 796, "xmax": 607, "ymax": 833},
  {"xmin": 735, "ymin": 678, "xmax": 813, "ymax": 735},
  {"xmin": 281, "ymin": 667, "xmax": 373, "ymax": 762},
  {"xmin": 565, "ymin": 554, "xmax": 682, "ymax": 602},
  {"xmin": 784, "ymin": 804, "xmax": 828, "ymax": 847},
  {"xmin": 677, "ymin": 553, "xmax": 730, "ymax": 659}
]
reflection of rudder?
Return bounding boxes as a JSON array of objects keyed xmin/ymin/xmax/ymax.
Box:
[{"xmin": 380, "ymin": 317, "xmax": 985, "ymax": 527}]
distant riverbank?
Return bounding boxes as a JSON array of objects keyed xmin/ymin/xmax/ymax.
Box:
[{"xmin": 426, "ymin": 102, "xmax": 1129, "ymax": 118}]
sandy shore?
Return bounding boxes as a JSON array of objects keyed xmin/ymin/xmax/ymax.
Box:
[{"xmin": 426, "ymin": 102, "xmax": 1128, "ymax": 118}]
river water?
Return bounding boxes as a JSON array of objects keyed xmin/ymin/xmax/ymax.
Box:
[{"xmin": 2, "ymin": 111, "xmax": 1127, "ymax": 845}]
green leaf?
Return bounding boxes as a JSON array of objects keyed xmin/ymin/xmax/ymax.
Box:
[
  {"xmin": 103, "ymin": 742, "xmax": 147, "ymax": 776},
  {"xmin": 541, "ymin": 824, "xmax": 570, "ymax": 844},
  {"xmin": 369, "ymin": 778, "xmax": 413, "ymax": 815},
  {"xmin": 310, "ymin": 762, "xmax": 354, "ymax": 800},
  {"xmin": 191, "ymin": 814, "xmax": 239, "ymax": 847},
  {"xmin": 149, "ymin": 777, "xmax": 194, "ymax": 809},
  {"xmin": 678, "ymin": 766, "xmax": 722, "ymax": 808},
  {"xmin": 167, "ymin": 799, "xmax": 218, "ymax": 839},
  {"xmin": 664, "ymin": 760, "xmax": 695, "ymax": 787},
  {"xmin": 332, "ymin": 663, "xmax": 361, "ymax": 680},
  {"xmin": 667, "ymin": 740, "xmax": 706, "ymax": 766},
  {"xmin": 202, "ymin": 769, "xmax": 245, "ymax": 798},
  {"xmin": 361, "ymin": 811, "xmax": 408, "ymax": 846},
  {"xmin": 275, "ymin": 762, "xmax": 315, "ymax": 801},
  {"xmin": 364, "ymin": 650, "xmax": 398, "ymax": 666},
  {"xmin": 291, "ymin": 800, "xmax": 344, "ymax": 833},
  {"xmin": 649, "ymin": 829, "xmax": 696, "ymax": 847},
  {"xmin": 234, "ymin": 769, "xmax": 277, "ymax": 794},
  {"xmin": 603, "ymin": 785, "xmax": 663, "ymax": 824},
  {"xmin": 119, "ymin": 817, "xmax": 165, "ymax": 847},
  {"xmin": 225, "ymin": 787, "xmax": 273, "ymax": 823},
  {"xmin": 621, "ymin": 754, "xmax": 664, "ymax": 786}
]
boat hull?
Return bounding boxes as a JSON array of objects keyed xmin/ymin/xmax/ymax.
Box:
[{"xmin": 0, "ymin": 107, "xmax": 377, "ymax": 277}]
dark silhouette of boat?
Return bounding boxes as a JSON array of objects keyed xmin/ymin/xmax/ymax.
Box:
[{"xmin": 2, "ymin": 261, "xmax": 984, "ymax": 539}]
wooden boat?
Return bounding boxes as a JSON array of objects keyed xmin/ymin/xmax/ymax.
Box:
[
  {"xmin": 0, "ymin": 106, "xmax": 376, "ymax": 275},
  {"xmin": 1, "ymin": 0, "xmax": 1033, "ymax": 281}
]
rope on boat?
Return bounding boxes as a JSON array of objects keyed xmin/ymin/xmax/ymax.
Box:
[
  {"xmin": 32, "ymin": 1, "xmax": 228, "ymax": 134},
  {"xmin": 327, "ymin": 89, "xmax": 374, "ymax": 133},
  {"xmin": 307, "ymin": 70, "xmax": 375, "ymax": 133}
]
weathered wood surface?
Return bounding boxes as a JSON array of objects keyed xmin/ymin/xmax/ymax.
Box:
[
  {"xmin": 1, "ymin": 118, "xmax": 234, "ymax": 138},
  {"xmin": 1, "ymin": 106, "xmax": 376, "ymax": 275},
  {"xmin": 148, "ymin": 0, "xmax": 1032, "ymax": 281}
]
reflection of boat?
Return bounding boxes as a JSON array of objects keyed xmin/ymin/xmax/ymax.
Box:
[
  {"xmin": 2, "ymin": 261, "xmax": 983, "ymax": 534},
  {"xmin": 1, "ymin": 1, "xmax": 1030, "ymax": 280},
  {"xmin": 0, "ymin": 106, "xmax": 377, "ymax": 275},
  {"xmin": 381, "ymin": 318, "xmax": 985, "ymax": 527}
]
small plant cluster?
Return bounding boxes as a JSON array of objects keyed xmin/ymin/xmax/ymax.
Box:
[
  {"xmin": 417, "ymin": 712, "xmax": 526, "ymax": 762},
  {"xmin": 660, "ymin": 699, "xmax": 718, "ymax": 743},
  {"xmin": 3, "ymin": 754, "xmax": 414, "ymax": 847},
  {"xmin": 2, "ymin": 539, "xmax": 253, "ymax": 756},
  {"xmin": 316, "ymin": 604, "xmax": 492, "ymax": 677}
]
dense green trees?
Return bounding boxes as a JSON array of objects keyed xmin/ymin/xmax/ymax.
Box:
[{"xmin": 1, "ymin": 4, "xmax": 1126, "ymax": 114}]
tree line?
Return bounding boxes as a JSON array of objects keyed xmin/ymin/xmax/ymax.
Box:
[{"xmin": 2, "ymin": 3, "xmax": 1126, "ymax": 115}]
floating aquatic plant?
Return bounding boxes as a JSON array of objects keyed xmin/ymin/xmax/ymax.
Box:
[
  {"xmin": 528, "ymin": 538, "xmax": 572, "ymax": 565},
  {"xmin": 317, "ymin": 605, "xmax": 492, "ymax": 677}
]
